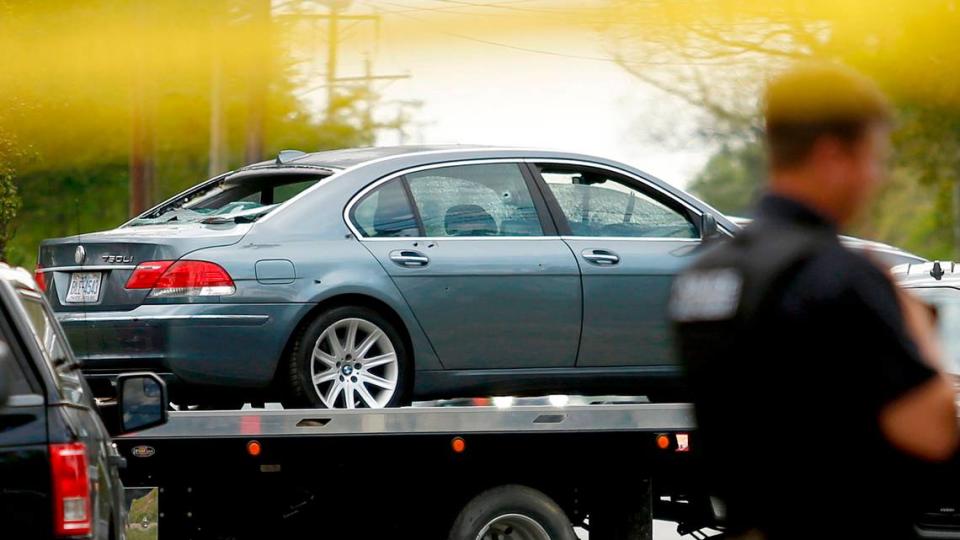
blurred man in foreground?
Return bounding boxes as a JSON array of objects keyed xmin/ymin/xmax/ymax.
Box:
[{"xmin": 670, "ymin": 63, "xmax": 958, "ymax": 538}]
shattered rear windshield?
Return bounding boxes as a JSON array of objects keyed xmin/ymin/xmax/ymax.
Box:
[{"xmin": 127, "ymin": 173, "xmax": 326, "ymax": 226}]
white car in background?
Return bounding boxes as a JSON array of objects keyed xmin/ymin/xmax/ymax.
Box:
[{"xmin": 728, "ymin": 216, "xmax": 926, "ymax": 268}]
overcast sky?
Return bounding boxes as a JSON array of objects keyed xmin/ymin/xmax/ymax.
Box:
[{"xmin": 298, "ymin": 0, "xmax": 713, "ymax": 188}]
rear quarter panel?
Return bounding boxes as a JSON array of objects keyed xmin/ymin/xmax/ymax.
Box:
[{"xmin": 191, "ymin": 230, "xmax": 443, "ymax": 372}]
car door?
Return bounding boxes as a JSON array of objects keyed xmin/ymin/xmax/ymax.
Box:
[
  {"xmin": 349, "ymin": 161, "xmax": 582, "ymax": 370},
  {"xmin": 531, "ymin": 161, "xmax": 705, "ymax": 368},
  {"xmin": 0, "ymin": 312, "xmax": 50, "ymax": 539}
]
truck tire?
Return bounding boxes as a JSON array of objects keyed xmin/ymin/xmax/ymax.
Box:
[
  {"xmin": 448, "ymin": 485, "xmax": 577, "ymax": 540},
  {"xmin": 286, "ymin": 305, "xmax": 410, "ymax": 409}
]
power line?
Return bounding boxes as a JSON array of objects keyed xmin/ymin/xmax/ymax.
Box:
[
  {"xmin": 362, "ymin": 2, "xmax": 738, "ymax": 67},
  {"xmin": 429, "ymin": 0, "xmax": 576, "ymax": 16}
]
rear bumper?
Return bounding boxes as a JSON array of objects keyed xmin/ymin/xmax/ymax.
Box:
[{"xmin": 56, "ymin": 303, "xmax": 307, "ymax": 393}]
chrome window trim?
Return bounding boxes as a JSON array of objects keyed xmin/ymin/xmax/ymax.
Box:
[
  {"xmin": 559, "ymin": 236, "xmax": 701, "ymax": 243},
  {"xmin": 38, "ymin": 265, "xmax": 138, "ymax": 273},
  {"xmin": 343, "ymin": 158, "xmax": 541, "ymax": 240},
  {"xmin": 357, "ymin": 236, "xmax": 560, "ymax": 242},
  {"xmin": 344, "ymin": 156, "xmax": 728, "ymax": 242}
]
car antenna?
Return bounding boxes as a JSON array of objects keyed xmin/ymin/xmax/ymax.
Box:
[
  {"xmin": 276, "ymin": 150, "xmax": 306, "ymax": 165},
  {"xmin": 931, "ymin": 261, "xmax": 945, "ymax": 280}
]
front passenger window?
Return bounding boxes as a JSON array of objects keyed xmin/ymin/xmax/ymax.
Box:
[{"xmin": 538, "ymin": 166, "xmax": 698, "ymax": 239}]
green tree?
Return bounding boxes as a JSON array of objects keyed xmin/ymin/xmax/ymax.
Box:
[
  {"xmin": 606, "ymin": 0, "xmax": 960, "ymax": 259},
  {"xmin": 0, "ymin": 116, "xmax": 23, "ymax": 262},
  {"xmin": 0, "ymin": 0, "xmax": 396, "ymax": 267},
  {"xmin": 688, "ymin": 142, "xmax": 765, "ymax": 217}
]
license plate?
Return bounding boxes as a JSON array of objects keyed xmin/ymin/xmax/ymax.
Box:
[{"xmin": 66, "ymin": 272, "xmax": 102, "ymax": 303}]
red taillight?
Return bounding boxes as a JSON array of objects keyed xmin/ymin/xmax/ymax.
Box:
[
  {"xmin": 34, "ymin": 265, "xmax": 46, "ymax": 292},
  {"xmin": 50, "ymin": 443, "xmax": 92, "ymax": 537},
  {"xmin": 126, "ymin": 260, "xmax": 235, "ymax": 297},
  {"xmin": 125, "ymin": 261, "xmax": 175, "ymax": 289}
]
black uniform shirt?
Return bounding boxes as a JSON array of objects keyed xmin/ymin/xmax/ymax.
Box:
[{"xmin": 672, "ymin": 195, "xmax": 938, "ymax": 538}]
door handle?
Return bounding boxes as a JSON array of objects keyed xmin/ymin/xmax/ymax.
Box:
[
  {"xmin": 389, "ymin": 250, "xmax": 430, "ymax": 267},
  {"xmin": 581, "ymin": 249, "xmax": 620, "ymax": 265}
]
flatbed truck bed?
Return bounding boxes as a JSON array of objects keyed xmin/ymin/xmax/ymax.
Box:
[{"xmin": 115, "ymin": 402, "xmax": 719, "ymax": 539}]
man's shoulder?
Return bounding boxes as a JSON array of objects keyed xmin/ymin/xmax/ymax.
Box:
[
  {"xmin": 686, "ymin": 222, "xmax": 837, "ymax": 276},
  {"xmin": 785, "ymin": 240, "xmax": 894, "ymax": 305}
]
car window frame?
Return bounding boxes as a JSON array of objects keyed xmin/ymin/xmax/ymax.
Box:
[
  {"xmin": 349, "ymin": 176, "xmax": 424, "ymax": 238},
  {"xmin": 526, "ymin": 160, "xmax": 704, "ymax": 240},
  {"xmin": 345, "ymin": 159, "xmax": 558, "ymax": 240},
  {"xmin": 11, "ymin": 287, "xmax": 88, "ymax": 406}
]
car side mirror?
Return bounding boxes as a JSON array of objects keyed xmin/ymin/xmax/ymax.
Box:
[
  {"xmin": 117, "ymin": 373, "xmax": 168, "ymax": 434},
  {"xmin": 701, "ymin": 213, "xmax": 722, "ymax": 241},
  {"xmin": 0, "ymin": 342, "xmax": 13, "ymax": 408}
]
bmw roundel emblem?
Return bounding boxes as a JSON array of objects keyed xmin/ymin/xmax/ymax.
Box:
[{"xmin": 74, "ymin": 245, "xmax": 86, "ymax": 265}]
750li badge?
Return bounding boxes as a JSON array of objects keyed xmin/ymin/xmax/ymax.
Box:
[{"xmin": 102, "ymin": 254, "xmax": 134, "ymax": 263}]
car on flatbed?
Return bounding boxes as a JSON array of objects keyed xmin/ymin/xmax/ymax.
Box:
[
  {"xmin": 39, "ymin": 145, "xmax": 738, "ymax": 409},
  {"xmin": 0, "ymin": 263, "xmax": 168, "ymax": 540}
]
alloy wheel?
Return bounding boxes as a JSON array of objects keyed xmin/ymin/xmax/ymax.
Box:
[
  {"xmin": 475, "ymin": 514, "xmax": 551, "ymax": 540},
  {"xmin": 310, "ymin": 317, "xmax": 399, "ymax": 408}
]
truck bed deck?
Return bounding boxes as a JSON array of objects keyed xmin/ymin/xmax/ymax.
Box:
[{"xmin": 118, "ymin": 402, "xmax": 697, "ymax": 439}]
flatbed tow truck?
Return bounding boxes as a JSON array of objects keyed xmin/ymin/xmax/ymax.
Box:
[{"xmin": 114, "ymin": 400, "xmax": 721, "ymax": 539}]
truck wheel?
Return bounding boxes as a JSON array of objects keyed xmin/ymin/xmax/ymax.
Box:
[
  {"xmin": 448, "ymin": 485, "xmax": 577, "ymax": 540},
  {"xmin": 286, "ymin": 306, "xmax": 410, "ymax": 409}
]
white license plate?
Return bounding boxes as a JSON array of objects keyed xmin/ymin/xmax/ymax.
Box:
[{"xmin": 66, "ymin": 272, "xmax": 102, "ymax": 303}]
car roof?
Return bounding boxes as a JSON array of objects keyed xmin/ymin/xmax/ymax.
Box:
[
  {"xmin": 239, "ymin": 144, "xmax": 741, "ymax": 235},
  {"xmin": 245, "ymin": 145, "xmax": 499, "ymax": 170},
  {"xmin": 0, "ymin": 263, "xmax": 40, "ymax": 293}
]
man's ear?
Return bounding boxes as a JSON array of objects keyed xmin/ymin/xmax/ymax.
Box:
[{"xmin": 808, "ymin": 135, "xmax": 852, "ymax": 183}]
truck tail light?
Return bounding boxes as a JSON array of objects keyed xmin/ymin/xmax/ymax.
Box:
[
  {"xmin": 50, "ymin": 442, "xmax": 92, "ymax": 537},
  {"xmin": 34, "ymin": 265, "xmax": 46, "ymax": 292},
  {"xmin": 126, "ymin": 260, "xmax": 235, "ymax": 297}
]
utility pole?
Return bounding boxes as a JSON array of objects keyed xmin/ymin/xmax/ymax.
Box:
[
  {"xmin": 129, "ymin": 0, "xmax": 155, "ymax": 217},
  {"xmin": 325, "ymin": 2, "xmax": 342, "ymax": 124},
  {"xmin": 208, "ymin": 33, "xmax": 227, "ymax": 177},
  {"xmin": 287, "ymin": 2, "xmax": 413, "ymax": 141},
  {"xmin": 244, "ymin": 0, "xmax": 272, "ymax": 165},
  {"xmin": 305, "ymin": 1, "xmax": 397, "ymax": 124}
]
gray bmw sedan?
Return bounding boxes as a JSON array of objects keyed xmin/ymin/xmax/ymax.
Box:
[{"xmin": 39, "ymin": 145, "xmax": 737, "ymax": 408}]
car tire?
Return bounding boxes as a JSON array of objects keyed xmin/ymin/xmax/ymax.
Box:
[
  {"xmin": 448, "ymin": 485, "xmax": 577, "ymax": 540},
  {"xmin": 286, "ymin": 305, "xmax": 411, "ymax": 409}
]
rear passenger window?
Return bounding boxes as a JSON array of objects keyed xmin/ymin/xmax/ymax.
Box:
[
  {"xmin": 351, "ymin": 179, "xmax": 420, "ymax": 238},
  {"xmin": 405, "ymin": 164, "xmax": 543, "ymax": 237}
]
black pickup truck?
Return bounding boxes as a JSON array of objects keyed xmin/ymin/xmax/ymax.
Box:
[{"xmin": 0, "ymin": 264, "xmax": 167, "ymax": 540}]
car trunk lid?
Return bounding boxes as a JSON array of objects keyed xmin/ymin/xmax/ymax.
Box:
[{"xmin": 38, "ymin": 223, "xmax": 251, "ymax": 312}]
